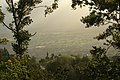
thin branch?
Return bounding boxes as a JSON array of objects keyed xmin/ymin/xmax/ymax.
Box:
[
  {"xmin": 103, "ymin": 21, "xmax": 116, "ymax": 25},
  {"xmin": 17, "ymin": 16, "xmax": 22, "ymax": 28},
  {"xmin": 105, "ymin": 44, "xmax": 112, "ymax": 53},
  {"xmin": 5, "ymin": 0, "xmax": 12, "ymax": 8},
  {"xmin": 17, "ymin": 0, "xmax": 28, "ymax": 27},
  {"xmin": 11, "ymin": 0, "xmax": 18, "ymax": 27},
  {"xmin": 31, "ymin": 32, "xmax": 37, "ymax": 36},
  {"xmin": 2, "ymin": 21, "xmax": 15, "ymax": 32},
  {"xmin": 34, "ymin": 5, "xmax": 47, "ymax": 8}
]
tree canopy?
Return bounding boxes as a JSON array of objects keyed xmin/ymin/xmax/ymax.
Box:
[
  {"xmin": 71, "ymin": 0, "xmax": 120, "ymax": 52},
  {"xmin": 0, "ymin": 0, "xmax": 58, "ymax": 56},
  {"xmin": 1, "ymin": 0, "xmax": 120, "ymax": 80}
]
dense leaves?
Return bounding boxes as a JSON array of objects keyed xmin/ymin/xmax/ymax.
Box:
[
  {"xmin": 0, "ymin": 54, "xmax": 31, "ymax": 80},
  {"xmin": 81, "ymin": 11, "xmax": 104, "ymax": 27},
  {"xmin": 70, "ymin": 0, "xmax": 120, "ymax": 79},
  {"xmin": 1, "ymin": 0, "xmax": 120, "ymax": 80},
  {"xmin": 0, "ymin": 50, "xmax": 120, "ymax": 80},
  {"xmin": 39, "ymin": 54, "xmax": 90, "ymax": 80}
]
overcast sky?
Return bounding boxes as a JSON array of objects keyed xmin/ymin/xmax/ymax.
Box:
[
  {"xmin": 0, "ymin": 0, "xmax": 107, "ymax": 56},
  {"xmin": 1, "ymin": 0, "xmax": 92, "ymax": 32}
]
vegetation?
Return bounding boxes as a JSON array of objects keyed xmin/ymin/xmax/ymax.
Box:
[
  {"xmin": 0, "ymin": 0, "xmax": 120, "ymax": 80},
  {"xmin": 0, "ymin": 6, "xmax": 9, "ymax": 44},
  {"xmin": 1, "ymin": 0, "xmax": 58, "ymax": 56},
  {"xmin": 70, "ymin": 0, "xmax": 120, "ymax": 79},
  {"xmin": 72, "ymin": 0, "xmax": 120, "ymax": 50},
  {"xmin": 1, "ymin": 52, "xmax": 120, "ymax": 80},
  {"xmin": 0, "ymin": 54, "xmax": 31, "ymax": 80}
]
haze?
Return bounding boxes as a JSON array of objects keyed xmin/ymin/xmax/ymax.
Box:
[
  {"xmin": 1, "ymin": 0, "xmax": 91, "ymax": 32},
  {"xmin": 0, "ymin": 0, "xmax": 107, "ymax": 58}
]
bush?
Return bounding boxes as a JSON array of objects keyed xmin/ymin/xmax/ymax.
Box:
[{"xmin": 0, "ymin": 54, "xmax": 31, "ymax": 80}]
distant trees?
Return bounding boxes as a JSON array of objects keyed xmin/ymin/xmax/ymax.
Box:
[
  {"xmin": 38, "ymin": 55, "xmax": 90, "ymax": 80},
  {"xmin": 0, "ymin": 0, "xmax": 59, "ymax": 79},
  {"xmin": 0, "ymin": 1, "xmax": 58, "ymax": 79},
  {"xmin": 1, "ymin": 0, "xmax": 120, "ymax": 80}
]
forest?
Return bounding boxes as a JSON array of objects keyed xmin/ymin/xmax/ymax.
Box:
[{"xmin": 0, "ymin": 0, "xmax": 120, "ymax": 80}]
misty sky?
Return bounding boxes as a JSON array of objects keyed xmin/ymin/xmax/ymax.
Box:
[
  {"xmin": 1, "ymin": 0, "xmax": 92, "ymax": 32},
  {"xmin": 0, "ymin": 0, "xmax": 108, "ymax": 39},
  {"xmin": 0, "ymin": 0, "xmax": 107, "ymax": 39},
  {"xmin": 0, "ymin": 0, "xmax": 108, "ymax": 57}
]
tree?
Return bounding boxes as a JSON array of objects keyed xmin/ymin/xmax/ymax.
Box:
[
  {"xmin": 71, "ymin": 0, "xmax": 120, "ymax": 52},
  {"xmin": 2, "ymin": 0, "xmax": 43, "ymax": 56},
  {"xmin": 70, "ymin": 0, "xmax": 120, "ymax": 79},
  {"xmin": 0, "ymin": 0, "xmax": 58, "ymax": 56}
]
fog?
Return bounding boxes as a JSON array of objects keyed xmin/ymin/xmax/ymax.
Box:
[
  {"xmin": 1, "ymin": 0, "xmax": 91, "ymax": 32},
  {"xmin": 29, "ymin": 0, "xmax": 90, "ymax": 32},
  {"xmin": 0, "ymin": 0, "xmax": 108, "ymax": 58}
]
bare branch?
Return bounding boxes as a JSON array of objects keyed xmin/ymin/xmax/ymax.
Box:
[
  {"xmin": 2, "ymin": 21, "xmax": 15, "ymax": 32},
  {"xmin": 34, "ymin": 5, "xmax": 47, "ymax": 8},
  {"xmin": 105, "ymin": 45, "xmax": 112, "ymax": 53},
  {"xmin": 5, "ymin": 0, "xmax": 11, "ymax": 8},
  {"xmin": 103, "ymin": 21, "xmax": 116, "ymax": 25},
  {"xmin": 31, "ymin": 32, "xmax": 37, "ymax": 36}
]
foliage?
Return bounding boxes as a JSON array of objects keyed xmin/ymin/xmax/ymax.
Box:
[
  {"xmin": 29, "ymin": 56, "xmax": 49, "ymax": 80},
  {"xmin": 0, "ymin": 38, "xmax": 9, "ymax": 44},
  {"xmin": 2, "ymin": 0, "xmax": 44, "ymax": 55},
  {"xmin": 33, "ymin": 54, "xmax": 120, "ymax": 80},
  {"xmin": 0, "ymin": 48, "xmax": 9, "ymax": 61},
  {"xmin": 71, "ymin": 0, "xmax": 120, "ymax": 51},
  {"xmin": 0, "ymin": 0, "xmax": 58, "ymax": 56},
  {"xmin": 44, "ymin": 0, "xmax": 58, "ymax": 17},
  {"xmin": 0, "ymin": 6, "xmax": 4, "ymax": 23},
  {"xmin": 0, "ymin": 7, "xmax": 9, "ymax": 44},
  {"xmin": 0, "ymin": 54, "xmax": 31, "ymax": 80},
  {"xmin": 82, "ymin": 47, "xmax": 120, "ymax": 80},
  {"xmin": 1, "ymin": 0, "xmax": 120, "ymax": 80},
  {"xmin": 39, "ymin": 54, "xmax": 90, "ymax": 80},
  {"xmin": 1, "ymin": 53, "xmax": 120, "ymax": 80},
  {"xmin": 71, "ymin": 0, "xmax": 120, "ymax": 80}
]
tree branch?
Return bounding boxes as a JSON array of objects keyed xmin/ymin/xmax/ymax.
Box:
[
  {"xmin": 34, "ymin": 5, "xmax": 47, "ymax": 8},
  {"xmin": 2, "ymin": 21, "xmax": 15, "ymax": 32},
  {"xmin": 5, "ymin": 0, "xmax": 12, "ymax": 8},
  {"xmin": 105, "ymin": 45, "xmax": 112, "ymax": 53},
  {"xmin": 103, "ymin": 21, "xmax": 116, "ymax": 25},
  {"xmin": 11, "ymin": 0, "xmax": 18, "ymax": 27},
  {"xmin": 31, "ymin": 32, "xmax": 37, "ymax": 36}
]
